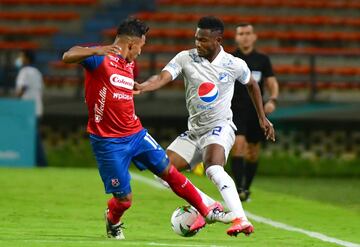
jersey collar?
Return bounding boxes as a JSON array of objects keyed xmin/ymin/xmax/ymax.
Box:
[{"xmin": 210, "ymin": 46, "xmax": 225, "ymax": 65}]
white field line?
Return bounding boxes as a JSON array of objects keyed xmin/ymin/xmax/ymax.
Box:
[
  {"xmin": 131, "ymin": 172, "xmax": 360, "ymax": 247},
  {"xmin": 12, "ymin": 239, "xmax": 227, "ymax": 247},
  {"xmin": 245, "ymin": 211, "xmax": 360, "ymax": 247}
]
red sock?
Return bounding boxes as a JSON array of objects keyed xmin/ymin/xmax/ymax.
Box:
[
  {"xmin": 162, "ymin": 165, "xmax": 209, "ymax": 217},
  {"xmin": 107, "ymin": 197, "xmax": 132, "ymax": 224}
]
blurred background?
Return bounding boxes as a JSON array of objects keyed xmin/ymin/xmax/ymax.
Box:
[{"xmin": 0, "ymin": 0, "xmax": 359, "ymax": 177}]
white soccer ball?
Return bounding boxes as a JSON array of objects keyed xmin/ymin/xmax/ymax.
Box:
[{"xmin": 171, "ymin": 205, "xmax": 200, "ymax": 237}]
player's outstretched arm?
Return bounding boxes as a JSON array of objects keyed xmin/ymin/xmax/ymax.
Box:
[
  {"xmin": 134, "ymin": 70, "xmax": 173, "ymax": 93},
  {"xmin": 62, "ymin": 45, "xmax": 121, "ymax": 64},
  {"xmin": 246, "ymin": 77, "xmax": 276, "ymax": 141}
]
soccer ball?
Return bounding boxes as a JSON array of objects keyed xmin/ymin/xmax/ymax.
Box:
[{"xmin": 171, "ymin": 205, "xmax": 199, "ymax": 237}]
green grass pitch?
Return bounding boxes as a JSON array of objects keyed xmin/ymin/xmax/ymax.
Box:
[{"xmin": 0, "ymin": 167, "xmax": 359, "ymax": 247}]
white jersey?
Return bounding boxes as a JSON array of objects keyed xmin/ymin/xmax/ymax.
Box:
[
  {"xmin": 163, "ymin": 46, "xmax": 251, "ymax": 134},
  {"xmin": 15, "ymin": 66, "xmax": 44, "ymax": 117}
]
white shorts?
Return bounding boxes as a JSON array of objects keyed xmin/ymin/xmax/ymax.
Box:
[{"xmin": 167, "ymin": 123, "xmax": 235, "ymax": 169}]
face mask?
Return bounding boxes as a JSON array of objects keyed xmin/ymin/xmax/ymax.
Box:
[{"xmin": 15, "ymin": 57, "xmax": 23, "ymax": 69}]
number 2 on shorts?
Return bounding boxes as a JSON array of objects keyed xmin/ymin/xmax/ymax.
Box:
[{"xmin": 212, "ymin": 126, "xmax": 222, "ymax": 136}]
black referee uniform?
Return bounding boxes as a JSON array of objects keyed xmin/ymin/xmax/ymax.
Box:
[
  {"xmin": 231, "ymin": 49, "xmax": 275, "ymax": 199},
  {"xmin": 231, "ymin": 49, "xmax": 274, "ymax": 143}
]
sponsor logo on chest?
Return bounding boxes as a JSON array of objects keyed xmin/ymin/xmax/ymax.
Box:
[
  {"xmin": 196, "ymin": 82, "xmax": 218, "ymax": 110},
  {"xmin": 109, "ymin": 73, "xmax": 134, "ymax": 90},
  {"xmin": 113, "ymin": 92, "xmax": 133, "ymax": 100},
  {"xmin": 198, "ymin": 82, "xmax": 219, "ymax": 103}
]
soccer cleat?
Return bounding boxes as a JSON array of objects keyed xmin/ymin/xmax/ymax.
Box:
[
  {"xmin": 189, "ymin": 214, "xmax": 206, "ymax": 233},
  {"xmin": 226, "ymin": 218, "xmax": 254, "ymax": 237},
  {"xmin": 205, "ymin": 208, "xmax": 235, "ymax": 224},
  {"xmin": 104, "ymin": 209, "xmax": 125, "ymax": 240},
  {"xmin": 205, "ymin": 202, "xmax": 225, "ymax": 224}
]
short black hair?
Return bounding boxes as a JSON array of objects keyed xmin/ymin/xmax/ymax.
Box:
[
  {"xmin": 116, "ymin": 17, "xmax": 149, "ymax": 37},
  {"xmin": 236, "ymin": 23, "xmax": 255, "ymax": 32},
  {"xmin": 197, "ymin": 16, "xmax": 224, "ymax": 34},
  {"xmin": 22, "ymin": 49, "xmax": 35, "ymax": 64}
]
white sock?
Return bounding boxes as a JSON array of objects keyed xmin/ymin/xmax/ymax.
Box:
[
  {"xmin": 206, "ymin": 165, "xmax": 248, "ymax": 220},
  {"xmin": 155, "ymin": 175, "xmax": 216, "ymax": 206}
]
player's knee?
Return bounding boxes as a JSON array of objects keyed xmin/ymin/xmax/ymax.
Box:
[
  {"xmin": 166, "ymin": 150, "xmax": 189, "ymax": 171},
  {"xmin": 232, "ymin": 136, "xmax": 246, "ymax": 157},
  {"xmin": 203, "ymin": 152, "xmax": 225, "ymax": 168},
  {"xmin": 245, "ymin": 145, "xmax": 260, "ymax": 162}
]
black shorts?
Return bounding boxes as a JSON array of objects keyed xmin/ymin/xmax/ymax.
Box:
[{"xmin": 232, "ymin": 105, "xmax": 265, "ymax": 143}]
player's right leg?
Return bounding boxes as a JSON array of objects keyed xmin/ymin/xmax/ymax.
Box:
[
  {"xmin": 165, "ymin": 133, "xmax": 222, "ymax": 208},
  {"xmin": 89, "ymin": 134, "xmax": 133, "ymax": 240},
  {"xmin": 132, "ymin": 131, "xmax": 224, "ymax": 232}
]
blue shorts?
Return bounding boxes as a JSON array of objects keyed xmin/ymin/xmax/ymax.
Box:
[{"xmin": 90, "ymin": 129, "xmax": 169, "ymax": 197}]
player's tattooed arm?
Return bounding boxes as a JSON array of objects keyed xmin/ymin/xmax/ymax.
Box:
[
  {"xmin": 246, "ymin": 77, "xmax": 276, "ymax": 142},
  {"xmin": 62, "ymin": 45, "xmax": 122, "ymax": 64},
  {"xmin": 134, "ymin": 70, "xmax": 173, "ymax": 93}
]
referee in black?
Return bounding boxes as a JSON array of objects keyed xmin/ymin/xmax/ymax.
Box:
[{"xmin": 231, "ymin": 23, "xmax": 279, "ymax": 202}]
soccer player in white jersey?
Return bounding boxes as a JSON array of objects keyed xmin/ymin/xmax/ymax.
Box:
[{"xmin": 135, "ymin": 16, "xmax": 275, "ymax": 236}]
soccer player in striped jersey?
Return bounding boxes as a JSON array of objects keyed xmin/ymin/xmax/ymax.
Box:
[{"xmin": 62, "ymin": 18, "xmax": 226, "ymax": 240}]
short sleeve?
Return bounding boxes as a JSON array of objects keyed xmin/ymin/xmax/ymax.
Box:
[
  {"xmin": 80, "ymin": 55, "xmax": 105, "ymax": 71},
  {"xmin": 235, "ymin": 58, "xmax": 251, "ymax": 85},
  {"xmin": 162, "ymin": 51, "xmax": 186, "ymax": 80},
  {"xmin": 15, "ymin": 68, "xmax": 27, "ymax": 90},
  {"xmin": 263, "ymin": 55, "xmax": 274, "ymax": 78}
]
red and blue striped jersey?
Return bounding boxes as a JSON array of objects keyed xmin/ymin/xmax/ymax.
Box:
[{"xmin": 81, "ymin": 54, "xmax": 143, "ymax": 137}]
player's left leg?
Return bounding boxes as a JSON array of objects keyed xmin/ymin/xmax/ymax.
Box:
[{"xmin": 202, "ymin": 125, "xmax": 254, "ymax": 236}]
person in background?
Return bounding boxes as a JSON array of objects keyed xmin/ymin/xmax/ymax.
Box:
[
  {"xmin": 15, "ymin": 50, "xmax": 47, "ymax": 167},
  {"xmin": 231, "ymin": 23, "xmax": 279, "ymax": 202}
]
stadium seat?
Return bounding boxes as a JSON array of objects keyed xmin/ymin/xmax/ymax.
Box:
[
  {"xmin": 156, "ymin": 0, "xmax": 360, "ymax": 9},
  {"xmin": 0, "ymin": 26, "xmax": 58, "ymax": 36},
  {"xmin": 142, "ymin": 45, "xmax": 360, "ymax": 56},
  {"xmin": 0, "ymin": 11, "xmax": 80, "ymax": 21},
  {"xmin": 135, "ymin": 12, "xmax": 360, "ymax": 27},
  {"xmin": 0, "ymin": 0, "xmax": 98, "ymax": 5},
  {"xmin": 49, "ymin": 61, "xmax": 79, "ymax": 69},
  {"xmin": 44, "ymin": 75, "xmax": 81, "ymax": 86},
  {"xmin": 259, "ymin": 47, "xmax": 360, "ymax": 56},
  {"xmin": 274, "ymin": 65, "xmax": 360, "ymax": 76},
  {"xmin": 0, "ymin": 41, "xmax": 38, "ymax": 49},
  {"xmin": 103, "ymin": 28, "xmax": 360, "ymax": 42}
]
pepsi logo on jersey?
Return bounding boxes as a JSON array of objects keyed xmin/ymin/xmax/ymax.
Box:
[
  {"xmin": 109, "ymin": 74, "xmax": 134, "ymax": 90},
  {"xmin": 198, "ymin": 82, "xmax": 219, "ymax": 103}
]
